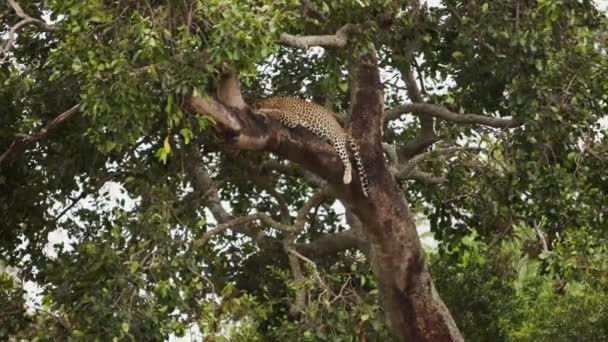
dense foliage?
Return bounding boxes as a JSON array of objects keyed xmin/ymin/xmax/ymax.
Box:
[{"xmin": 1, "ymin": 0, "xmax": 607, "ymax": 340}]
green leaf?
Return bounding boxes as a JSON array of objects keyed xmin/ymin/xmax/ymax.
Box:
[
  {"xmin": 180, "ymin": 128, "xmax": 193, "ymax": 144},
  {"xmin": 452, "ymin": 51, "xmax": 464, "ymax": 60},
  {"xmin": 130, "ymin": 261, "xmax": 140, "ymax": 273},
  {"xmin": 165, "ymin": 95, "xmax": 173, "ymax": 115},
  {"xmin": 155, "ymin": 137, "xmax": 172, "ymax": 163}
]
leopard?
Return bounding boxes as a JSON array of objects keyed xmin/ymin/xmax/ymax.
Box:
[{"xmin": 254, "ymin": 97, "xmax": 369, "ymax": 197}]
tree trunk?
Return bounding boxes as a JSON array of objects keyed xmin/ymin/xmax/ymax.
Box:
[{"xmin": 346, "ymin": 52, "xmax": 463, "ymax": 341}]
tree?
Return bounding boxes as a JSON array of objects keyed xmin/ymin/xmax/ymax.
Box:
[{"xmin": 1, "ymin": 0, "xmax": 607, "ymax": 341}]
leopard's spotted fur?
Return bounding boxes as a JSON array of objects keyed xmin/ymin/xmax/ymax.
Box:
[{"xmin": 255, "ymin": 97, "xmax": 369, "ymax": 197}]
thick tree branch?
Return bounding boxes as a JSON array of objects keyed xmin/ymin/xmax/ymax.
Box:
[
  {"xmin": 293, "ymin": 205, "xmax": 369, "ymax": 259},
  {"xmin": 410, "ymin": 147, "xmax": 480, "ymax": 166},
  {"xmin": 0, "ymin": 104, "xmax": 79, "ymax": 166},
  {"xmin": 387, "ymin": 103, "xmax": 523, "ymax": 128},
  {"xmin": 187, "ymin": 94, "xmax": 243, "ymax": 133},
  {"xmin": 279, "ymin": 24, "xmax": 360, "ymax": 49},
  {"xmin": 187, "ymin": 74, "xmax": 354, "ymax": 190}
]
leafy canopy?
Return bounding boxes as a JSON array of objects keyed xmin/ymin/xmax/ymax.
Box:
[{"xmin": 1, "ymin": 0, "xmax": 607, "ymax": 340}]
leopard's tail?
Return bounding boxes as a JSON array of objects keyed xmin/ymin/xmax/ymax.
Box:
[{"xmin": 347, "ymin": 135, "xmax": 369, "ymax": 197}]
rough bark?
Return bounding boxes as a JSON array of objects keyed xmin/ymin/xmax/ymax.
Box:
[{"xmin": 187, "ymin": 64, "xmax": 463, "ymax": 340}]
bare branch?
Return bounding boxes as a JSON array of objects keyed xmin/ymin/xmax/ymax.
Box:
[
  {"xmin": 387, "ymin": 103, "xmax": 523, "ymax": 128},
  {"xmin": 0, "ymin": 104, "xmax": 79, "ymax": 166},
  {"xmin": 279, "ymin": 24, "xmax": 359, "ymax": 49},
  {"xmin": 285, "ymin": 245, "xmax": 334, "ymax": 315}
]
